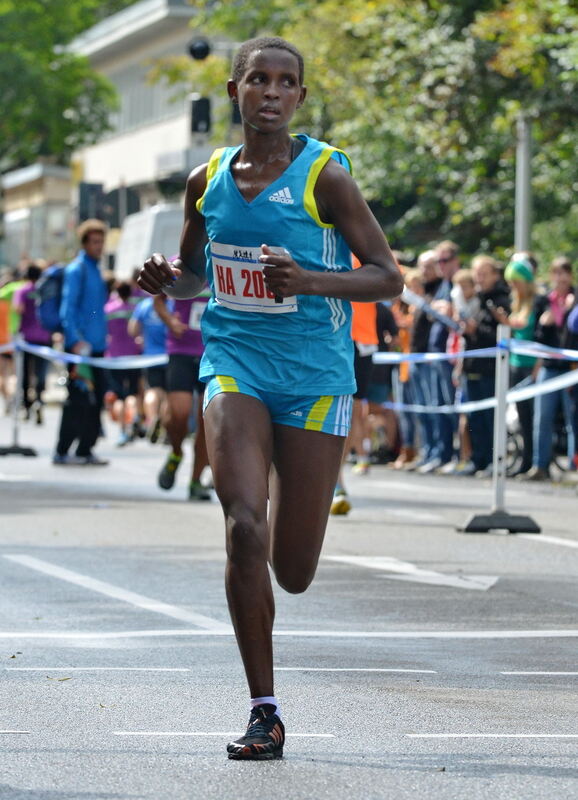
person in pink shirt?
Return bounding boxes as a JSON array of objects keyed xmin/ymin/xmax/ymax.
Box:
[
  {"xmin": 104, "ymin": 281, "xmax": 143, "ymax": 446},
  {"xmin": 153, "ymin": 290, "xmax": 211, "ymax": 500},
  {"xmin": 12, "ymin": 264, "xmax": 52, "ymax": 424}
]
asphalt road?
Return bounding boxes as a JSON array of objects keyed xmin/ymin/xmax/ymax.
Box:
[{"xmin": 1, "ymin": 405, "xmax": 577, "ymax": 800}]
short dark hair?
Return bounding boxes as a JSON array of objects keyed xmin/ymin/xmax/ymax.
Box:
[
  {"xmin": 25, "ymin": 264, "xmax": 42, "ymax": 282},
  {"xmin": 232, "ymin": 37, "xmax": 304, "ymax": 85},
  {"xmin": 115, "ymin": 281, "xmax": 132, "ymax": 302}
]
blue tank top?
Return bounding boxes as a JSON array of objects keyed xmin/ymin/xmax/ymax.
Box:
[{"xmin": 197, "ymin": 134, "xmax": 355, "ymax": 395}]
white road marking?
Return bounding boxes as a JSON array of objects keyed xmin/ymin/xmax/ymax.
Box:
[
  {"xmin": 406, "ymin": 733, "xmax": 578, "ymax": 739},
  {"xmin": 113, "ymin": 732, "xmax": 334, "ymax": 738},
  {"xmin": 5, "ymin": 667, "xmax": 190, "ymax": 672},
  {"xmin": 501, "ymin": 671, "xmax": 578, "ymax": 676},
  {"xmin": 386, "ymin": 508, "xmax": 445, "ymax": 524},
  {"xmin": 325, "ymin": 555, "xmax": 498, "ymax": 591},
  {"xmin": 276, "ymin": 667, "xmax": 437, "ymax": 674},
  {"xmin": 0, "ymin": 473, "xmax": 32, "ymax": 482},
  {"xmin": 0, "ymin": 629, "xmax": 576, "ymax": 640},
  {"xmin": 519, "ymin": 534, "xmax": 578, "ymax": 549},
  {"xmin": 3, "ymin": 554, "xmax": 231, "ymax": 632}
]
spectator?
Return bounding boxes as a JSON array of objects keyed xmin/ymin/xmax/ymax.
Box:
[
  {"xmin": 520, "ymin": 256, "xmax": 575, "ymax": 481},
  {"xmin": 12, "ymin": 264, "xmax": 53, "ymax": 424},
  {"xmin": 459, "ymin": 255, "xmax": 511, "ymax": 477},
  {"xmin": 407, "ymin": 250, "xmax": 443, "ymax": 472},
  {"xmin": 390, "ymin": 267, "xmax": 421, "ymax": 469},
  {"xmin": 0, "ymin": 268, "xmax": 25, "ymax": 415},
  {"xmin": 499, "ymin": 257, "xmax": 541, "ymax": 476},
  {"xmin": 53, "ymin": 219, "xmax": 109, "ymax": 466},
  {"xmin": 367, "ymin": 302, "xmax": 400, "ymax": 463},
  {"xmin": 443, "ymin": 268, "xmax": 479, "ymax": 473}
]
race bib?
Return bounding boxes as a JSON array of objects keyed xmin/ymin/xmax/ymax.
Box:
[
  {"xmin": 210, "ymin": 242, "xmax": 298, "ymax": 314},
  {"xmin": 188, "ymin": 301, "xmax": 206, "ymax": 330}
]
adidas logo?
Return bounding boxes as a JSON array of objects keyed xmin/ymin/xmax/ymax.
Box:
[{"xmin": 269, "ymin": 187, "xmax": 294, "ymax": 204}]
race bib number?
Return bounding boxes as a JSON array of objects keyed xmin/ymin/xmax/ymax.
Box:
[
  {"xmin": 188, "ymin": 302, "xmax": 206, "ymax": 331},
  {"xmin": 210, "ymin": 242, "xmax": 298, "ymax": 314}
]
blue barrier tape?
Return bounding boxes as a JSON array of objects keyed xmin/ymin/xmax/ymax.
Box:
[
  {"xmin": 384, "ymin": 368, "xmax": 578, "ymax": 415},
  {"xmin": 373, "ymin": 347, "xmax": 498, "ymax": 365},
  {"xmin": 509, "ymin": 339, "xmax": 578, "ymax": 362}
]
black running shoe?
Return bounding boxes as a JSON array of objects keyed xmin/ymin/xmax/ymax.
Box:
[
  {"xmin": 227, "ymin": 704, "xmax": 285, "ymax": 760},
  {"xmin": 158, "ymin": 453, "xmax": 182, "ymax": 490}
]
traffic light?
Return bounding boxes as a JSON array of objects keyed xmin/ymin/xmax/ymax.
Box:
[{"xmin": 191, "ymin": 95, "xmax": 211, "ymax": 133}]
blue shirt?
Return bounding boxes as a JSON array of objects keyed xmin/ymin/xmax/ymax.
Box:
[
  {"xmin": 131, "ymin": 297, "xmax": 167, "ymax": 355},
  {"xmin": 197, "ymin": 135, "xmax": 356, "ymax": 396},
  {"xmin": 60, "ymin": 250, "xmax": 107, "ymax": 352}
]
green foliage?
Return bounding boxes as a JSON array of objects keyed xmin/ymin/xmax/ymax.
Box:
[
  {"xmin": 173, "ymin": 0, "xmax": 577, "ymax": 259},
  {"xmin": 0, "ymin": 0, "xmax": 134, "ymax": 170}
]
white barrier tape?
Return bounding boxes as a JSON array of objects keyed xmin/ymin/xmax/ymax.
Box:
[
  {"xmin": 509, "ymin": 339, "xmax": 578, "ymax": 362},
  {"xmin": 14, "ymin": 341, "xmax": 168, "ymax": 370},
  {"xmin": 384, "ymin": 368, "xmax": 578, "ymax": 415},
  {"xmin": 373, "ymin": 346, "xmax": 499, "ymax": 365}
]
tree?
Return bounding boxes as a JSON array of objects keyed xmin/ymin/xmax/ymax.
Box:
[
  {"xmin": 0, "ymin": 0, "xmax": 135, "ymax": 171},
  {"xmin": 142, "ymin": 0, "xmax": 578, "ymax": 258}
]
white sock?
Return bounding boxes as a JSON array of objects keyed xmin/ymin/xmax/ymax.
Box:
[{"xmin": 251, "ymin": 696, "xmax": 281, "ymax": 720}]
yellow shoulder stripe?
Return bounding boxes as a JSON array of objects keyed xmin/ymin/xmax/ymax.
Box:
[
  {"xmin": 196, "ymin": 148, "xmax": 226, "ymax": 214},
  {"xmin": 303, "ymin": 147, "xmax": 353, "ymax": 229}
]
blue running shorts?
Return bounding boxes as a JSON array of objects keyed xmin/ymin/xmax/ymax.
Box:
[{"xmin": 203, "ymin": 375, "xmax": 352, "ymax": 437}]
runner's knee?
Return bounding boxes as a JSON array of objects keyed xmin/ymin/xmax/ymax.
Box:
[
  {"xmin": 274, "ymin": 563, "xmax": 315, "ymax": 595},
  {"xmin": 225, "ymin": 507, "xmax": 268, "ymax": 565}
]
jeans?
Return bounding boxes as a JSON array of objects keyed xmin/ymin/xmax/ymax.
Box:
[
  {"xmin": 431, "ymin": 360, "xmax": 456, "ymax": 463},
  {"xmin": 466, "ymin": 374, "xmax": 495, "ymax": 470},
  {"xmin": 532, "ymin": 367, "xmax": 575, "ymax": 469},
  {"xmin": 411, "ymin": 362, "xmax": 437, "ymax": 461}
]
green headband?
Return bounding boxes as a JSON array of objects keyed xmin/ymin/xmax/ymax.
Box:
[{"xmin": 505, "ymin": 259, "xmax": 534, "ymax": 283}]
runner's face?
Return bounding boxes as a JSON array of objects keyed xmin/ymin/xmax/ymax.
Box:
[{"xmin": 231, "ymin": 48, "xmax": 305, "ymax": 133}]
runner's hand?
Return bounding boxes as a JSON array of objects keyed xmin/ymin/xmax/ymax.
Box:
[
  {"xmin": 138, "ymin": 253, "xmax": 182, "ymax": 295},
  {"xmin": 259, "ymin": 244, "xmax": 311, "ymax": 297}
]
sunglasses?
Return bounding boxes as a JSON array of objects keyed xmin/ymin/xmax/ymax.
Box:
[{"xmin": 438, "ymin": 256, "xmax": 454, "ymax": 264}]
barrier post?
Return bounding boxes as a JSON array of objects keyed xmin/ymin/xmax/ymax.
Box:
[
  {"xmin": 458, "ymin": 324, "xmax": 540, "ymax": 534},
  {"xmin": 0, "ymin": 341, "xmax": 38, "ymax": 457}
]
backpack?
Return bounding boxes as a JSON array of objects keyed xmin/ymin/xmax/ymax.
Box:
[{"xmin": 35, "ymin": 264, "xmax": 66, "ymax": 333}]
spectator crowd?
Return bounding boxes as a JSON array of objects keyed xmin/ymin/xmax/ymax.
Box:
[{"xmin": 1, "ymin": 222, "xmax": 577, "ymax": 501}]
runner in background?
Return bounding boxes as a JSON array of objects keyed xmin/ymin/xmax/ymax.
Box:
[
  {"xmin": 104, "ymin": 280, "xmax": 143, "ymax": 447},
  {"xmin": 153, "ymin": 291, "xmax": 211, "ymax": 501},
  {"xmin": 129, "ymin": 295, "xmax": 168, "ymax": 443}
]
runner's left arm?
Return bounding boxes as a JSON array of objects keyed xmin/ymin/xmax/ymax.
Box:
[{"xmin": 261, "ymin": 159, "xmax": 403, "ymax": 303}]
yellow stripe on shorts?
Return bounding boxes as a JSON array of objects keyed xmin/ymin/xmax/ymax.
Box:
[
  {"xmin": 216, "ymin": 375, "xmax": 239, "ymax": 393},
  {"xmin": 305, "ymin": 396, "xmax": 333, "ymax": 431}
]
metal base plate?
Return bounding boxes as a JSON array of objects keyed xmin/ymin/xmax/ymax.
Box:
[
  {"xmin": 0, "ymin": 446, "xmax": 38, "ymax": 457},
  {"xmin": 458, "ymin": 511, "xmax": 541, "ymax": 534}
]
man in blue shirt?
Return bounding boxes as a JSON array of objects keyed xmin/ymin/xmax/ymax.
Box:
[{"xmin": 53, "ymin": 219, "xmax": 109, "ymax": 465}]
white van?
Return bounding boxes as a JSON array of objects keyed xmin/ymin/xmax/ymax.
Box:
[{"xmin": 114, "ymin": 204, "xmax": 183, "ymax": 280}]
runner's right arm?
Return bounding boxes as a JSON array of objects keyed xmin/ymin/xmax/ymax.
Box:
[{"xmin": 138, "ymin": 165, "xmax": 208, "ymax": 298}]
